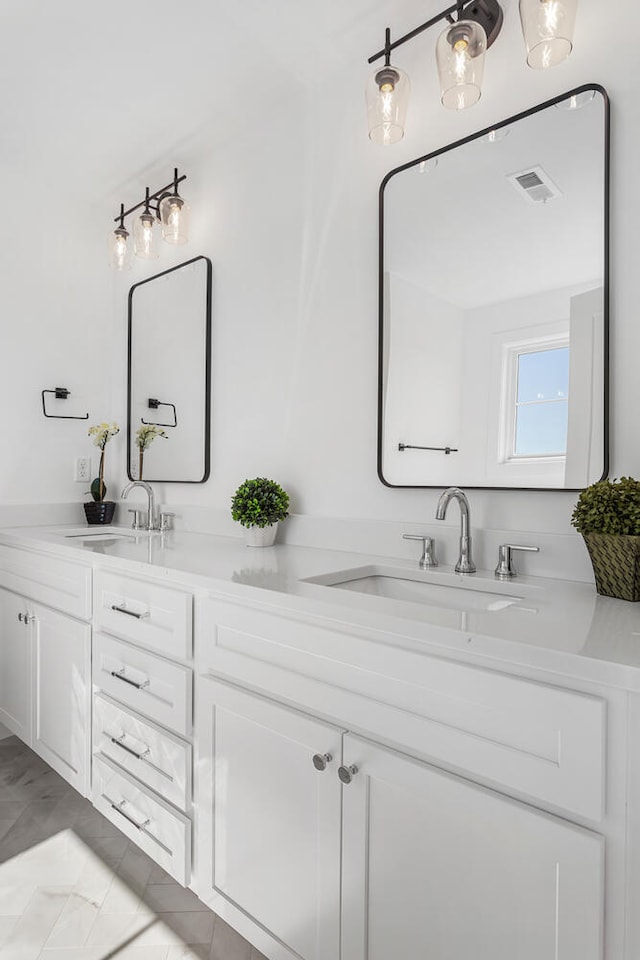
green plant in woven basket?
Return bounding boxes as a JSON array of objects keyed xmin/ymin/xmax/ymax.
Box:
[
  {"xmin": 571, "ymin": 477, "xmax": 640, "ymax": 601},
  {"xmin": 231, "ymin": 477, "xmax": 290, "ymax": 529},
  {"xmin": 571, "ymin": 477, "xmax": 640, "ymax": 535}
]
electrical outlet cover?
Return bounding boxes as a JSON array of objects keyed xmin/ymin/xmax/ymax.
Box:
[{"xmin": 74, "ymin": 457, "xmax": 91, "ymax": 482}]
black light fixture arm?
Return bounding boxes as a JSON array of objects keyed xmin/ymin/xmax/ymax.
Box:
[
  {"xmin": 113, "ymin": 169, "xmax": 187, "ymax": 224},
  {"xmin": 368, "ymin": 0, "xmax": 502, "ymax": 63}
]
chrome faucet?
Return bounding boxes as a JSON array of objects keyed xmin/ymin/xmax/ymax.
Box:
[
  {"xmin": 121, "ymin": 480, "xmax": 158, "ymax": 532},
  {"xmin": 435, "ymin": 487, "xmax": 476, "ymax": 574}
]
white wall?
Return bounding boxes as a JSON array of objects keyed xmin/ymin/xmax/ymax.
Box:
[
  {"xmin": 382, "ymin": 274, "xmax": 463, "ymax": 485},
  {"xmin": 1, "ymin": 2, "xmax": 639, "ymax": 581}
]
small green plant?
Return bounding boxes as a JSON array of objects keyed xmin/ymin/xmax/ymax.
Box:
[
  {"xmin": 87, "ymin": 422, "xmax": 120, "ymax": 501},
  {"xmin": 571, "ymin": 477, "xmax": 640, "ymax": 536},
  {"xmin": 231, "ymin": 477, "xmax": 290, "ymax": 529}
]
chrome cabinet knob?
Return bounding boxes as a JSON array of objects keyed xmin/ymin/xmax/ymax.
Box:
[
  {"xmin": 312, "ymin": 753, "xmax": 333, "ymax": 772},
  {"xmin": 338, "ymin": 764, "xmax": 358, "ymax": 784},
  {"xmin": 17, "ymin": 612, "xmax": 23, "ymax": 622}
]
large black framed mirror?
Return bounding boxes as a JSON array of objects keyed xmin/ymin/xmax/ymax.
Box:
[
  {"xmin": 378, "ymin": 85, "xmax": 609, "ymax": 490},
  {"xmin": 127, "ymin": 255, "xmax": 212, "ymax": 483}
]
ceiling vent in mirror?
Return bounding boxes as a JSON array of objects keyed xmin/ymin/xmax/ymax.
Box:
[{"xmin": 507, "ymin": 166, "xmax": 562, "ymax": 204}]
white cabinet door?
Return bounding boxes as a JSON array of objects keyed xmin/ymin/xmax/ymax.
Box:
[
  {"xmin": 341, "ymin": 733, "xmax": 604, "ymax": 960},
  {"xmin": 197, "ymin": 676, "xmax": 343, "ymax": 960},
  {"xmin": 32, "ymin": 601, "xmax": 91, "ymax": 795},
  {"xmin": 0, "ymin": 588, "xmax": 33, "ymax": 744}
]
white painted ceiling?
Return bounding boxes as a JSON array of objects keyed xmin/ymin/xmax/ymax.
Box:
[
  {"xmin": 0, "ymin": 0, "xmax": 622, "ymax": 225},
  {"xmin": 0, "ymin": 0, "xmax": 420, "ymax": 202}
]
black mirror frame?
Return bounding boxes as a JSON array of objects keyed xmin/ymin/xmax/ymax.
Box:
[
  {"xmin": 377, "ymin": 83, "xmax": 610, "ymax": 492},
  {"xmin": 127, "ymin": 255, "xmax": 212, "ymax": 483}
]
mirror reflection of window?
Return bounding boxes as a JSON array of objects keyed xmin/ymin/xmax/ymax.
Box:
[{"xmin": 513, "ymin": 345, "xmax": 569, "ymax": 458}]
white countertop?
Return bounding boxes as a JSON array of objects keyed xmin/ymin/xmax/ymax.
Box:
[{"xmin": 2, "ymin": 523, "xmax": 640, "ymax": 691}]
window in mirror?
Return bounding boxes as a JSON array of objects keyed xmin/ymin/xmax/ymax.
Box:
[
  {"xmin": 511, "ymin": 344, "xmax": 569, "ymax": 458},
  {"xmin": 378, "ymin": 84, "xmax": 608, "ymax": 490}
]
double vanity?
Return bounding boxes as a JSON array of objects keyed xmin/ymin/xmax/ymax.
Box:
[{"xmin": 0, "ymin": 518, "xmax": 639, "ymax": 959}]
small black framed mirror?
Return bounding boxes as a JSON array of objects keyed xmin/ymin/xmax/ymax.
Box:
[{"xmin": 127, "ymin": 256, "xmax": 212, "ymax": 483}]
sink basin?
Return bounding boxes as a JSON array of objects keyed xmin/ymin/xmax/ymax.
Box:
[
  {"xmin": 61, "ymin": 528, "xmax": 140, "ymax": 543},
  {"xmin": 304, "ymin": 565, "xmax": 523, "ymax": 614}
]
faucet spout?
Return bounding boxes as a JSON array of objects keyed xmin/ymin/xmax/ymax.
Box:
[
  {"xmin": 435, "ymin": 487, "xmax": 476, "ymax": 574},
  {"xmin": 121, "ymin": 480, "xmax": 158, "ymax": 532}
]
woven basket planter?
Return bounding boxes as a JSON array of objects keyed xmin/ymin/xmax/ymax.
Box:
[{"xmin": 582, "ymin": 532, "xmax": 640, "ymax": 602}]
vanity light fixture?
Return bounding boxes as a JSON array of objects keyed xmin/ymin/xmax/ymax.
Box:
[
  {"xmin": 109, "ymin": 169, "xmax": 189, "ymax": 269},
  {"xmin": 366, "ymin": 0, "xmax": 578, "ymax": 143}
]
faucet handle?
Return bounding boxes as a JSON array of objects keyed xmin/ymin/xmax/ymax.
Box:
[
  {"xmin": 403, "ymin": 534, "xmax": 438, "ymax": 569},
  {"xmin": 495, "ymin": 543, "xmax": 540, "ymax": 579},
  {"xmin": 128, "ymin": 508, "xmax": 145, "ymax": 531},
  {"xmin": 159, "ymin": 511, "xmax": 176, "ymax": 532}
]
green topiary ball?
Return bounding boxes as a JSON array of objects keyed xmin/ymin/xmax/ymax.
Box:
[
  {"xmin": 571, "ymin": 477, "xmax": 640, "ymax": 536},
  {"xmin": 231, "ymin": 477, "xmax": 290, "ymax": 529}
]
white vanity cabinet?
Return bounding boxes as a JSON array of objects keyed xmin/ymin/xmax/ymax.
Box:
[
  {"xmin": 0, "ymin": 545, "xmax": 92, "ymax": 794},
  {"xmin": 91, "ymin": 568, "xmax": 194, "ymax": 884},
  {"xmin": 341, "ymin": 733, "xmax": 603, "ymax": 960},
  {"xmin": 197, "ymin": 676, "xmax": 344, "ymax": 960},
  {"xmin": 0, "ymin": 587, "xmax": 34, "ymax": 745},
  {"xmin": 195, "ymin": 596, "xmax": 607, "ymax": 960}
]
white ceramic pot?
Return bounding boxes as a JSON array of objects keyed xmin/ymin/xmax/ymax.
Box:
[{"xmin": 244, "ymin": 524, "xmax": 278, "ymax": 547}]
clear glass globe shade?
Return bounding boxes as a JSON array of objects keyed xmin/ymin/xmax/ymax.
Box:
[
  {"xmin": 519, "ymin": 0, "xmax": 577, "ymax": 68},
  {"xmin": 365, "ymin": 63, "xmax": 410, "ymax": 145},
  {"xmin": 134, "ymin": 212, "xmax": 159, "ymax": 260},
  {"xmin": 159, "ymin": 194, "xmax": 189, "ymax": 244},
  {"xmin": 436, "ymin": 19, "xmax": 487, "ymax": 110}
]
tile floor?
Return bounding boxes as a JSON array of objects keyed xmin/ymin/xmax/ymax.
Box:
[{"xmin": 0, "ymin": 735, "xmax": 266, "ymax": 960}]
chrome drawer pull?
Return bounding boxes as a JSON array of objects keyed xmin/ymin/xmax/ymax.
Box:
[
  {"xmin": 103, "ymin": 794, "xmax": 171, "ymax": 855},
  {"xmin": 111, "ymin": 798, "xmax": 150, "ymax": 831},
  {"xmin": 110, "ymin": 667, "xmax": 150, "ymax": 690},
  {"xmin": 111, "ymin": 733, "xmax": 151, "ymax": 761},
  {"xmin": 111, "ymin": 603, "xmax": 150, "ymax": 620}
]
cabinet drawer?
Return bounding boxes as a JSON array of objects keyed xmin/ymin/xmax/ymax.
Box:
[
  {"xmin": 199, "ymin": 599, "xmax": 606, "ymax": 821},
  {"xmin": 94, "ymin": 570, "xmax": 192, "ymax": 660},
  {"xmin": 94, "ymin": 632, "xmax": 192, "ymax": 736},
  {"xmin": 94, "ymin": 693, "xmax": 191, "ymax": 811},
  {"xmin": 0, "ymin": 543, "xmax": 91, "ymax": 619},
  {"xmin": 93, "ymin": 754, "xmax": 190, "ymax": 885}
]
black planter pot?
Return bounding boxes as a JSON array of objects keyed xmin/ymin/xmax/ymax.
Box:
[{"xmin": 84, "ymin": 501, "xmax": 116, "ymax": 525}]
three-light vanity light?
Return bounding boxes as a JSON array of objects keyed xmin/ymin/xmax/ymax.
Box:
[
  {"xmin": 366, "ymin": 0, "xmax": 578, "ymax": 144},
  {"xmin": 109, "ymin": 169, "xmax": 190, "ymax": 271}
]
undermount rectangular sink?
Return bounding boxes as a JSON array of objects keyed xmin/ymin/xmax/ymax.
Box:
[
  {"xmin": 304, "ymin": 565, "xmax": 524, "ymax": 614},
  {"xmin": 62, "ymin": 528, "xmax": 140, "ymax": 543}
]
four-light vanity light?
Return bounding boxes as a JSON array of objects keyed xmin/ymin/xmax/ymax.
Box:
[
  {"xmin": 108, "ymin": 169, "xmax": 190, "ymax": 271},
  {"xmin": 366, "ymin": 0, "xmax": 578, "ymax": 144}
]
